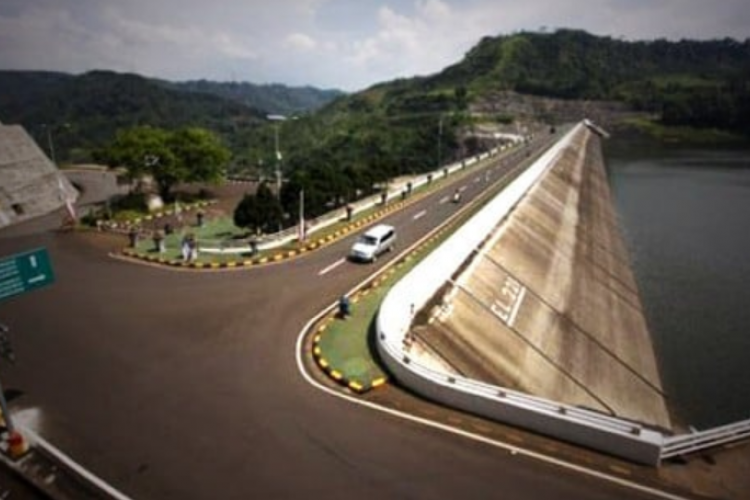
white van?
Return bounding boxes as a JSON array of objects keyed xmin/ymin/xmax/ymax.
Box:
[{"xmin": 349, "ymin": 224, "xmax": 396, "ymax": 262}]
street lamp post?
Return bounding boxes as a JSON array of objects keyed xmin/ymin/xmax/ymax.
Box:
[
  {"xmin": 437, "ymin": 115, "xmax": 444, "ymax": 169},
  {"xmin": 267, "ymin": 114, "xmax": 287, "ymax": 195},
  {"xmin": 41, "ymin": 124, "xmax": 56, "ymax": 165},
  {"xmin": 40, "ymin": 123, "xmax": 69, "ymax": 166}
]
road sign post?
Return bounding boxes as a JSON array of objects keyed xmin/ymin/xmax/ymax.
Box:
[
  {"xmin": 0, "ymin": 248, "xmax": 55, "ymax": 302},
  {"xmin": 0, "ymin": 248, "xmax": 55, "ymax": 452}
]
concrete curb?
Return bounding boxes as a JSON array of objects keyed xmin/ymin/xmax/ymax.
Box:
[
  {"xmin": 115, "ymin": 192, "xmax": 418, "ymax": 270},
  {"xmin": 311, "ymin": 319, "xmax": 388, "ymax": 394},
  {"xmin": 108, "ymin": 140, "xmax": 528, "ymax": 270},
  {"xmin": 309, "ymin": 222, "xmax": 464, "ymax": 393},
  {"xmin": 306, "ymin": 155, "xmax": 538, "ymax": 392}
]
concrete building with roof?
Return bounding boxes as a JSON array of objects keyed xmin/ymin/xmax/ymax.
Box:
[{"xmin": 0, "ymin": 121, "xmax": 78, "ymax": 229}]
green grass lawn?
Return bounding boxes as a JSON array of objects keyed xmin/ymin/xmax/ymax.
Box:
[{"xmin": 133, "ymin": 216, "xmax": 252, "ymax": 263}]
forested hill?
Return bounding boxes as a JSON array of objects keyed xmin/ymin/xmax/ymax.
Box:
[
  {"xmin": 164, "ymin": 80, "xmax": 344, "ymax": 116},
  {"xmin": 427, "ymin": 29, "xmax": 750, "ymax": 132},
  {"xmin": 0, "ymin": 70, "xmax": 343, "ymax": 162}
]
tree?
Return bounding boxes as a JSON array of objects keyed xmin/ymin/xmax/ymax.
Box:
[
  {"xmin": 104, "ymin": 125, "xmax": 230, "ymax": 200},
  {"xmin": 104, "ymin": 126, "xmax": 174, "ymax": 189},
  {"xmin": 169, "ymin": 127, "xmax": 230, "ymax": 186},
  {"xmin": 234, "ymin": 182, "xmax": 283, "ymax": 234}
]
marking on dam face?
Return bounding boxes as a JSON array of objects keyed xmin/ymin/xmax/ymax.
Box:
[{"xmin": 490, "ymin": 275, "xmax": 526, "ymax": 327}]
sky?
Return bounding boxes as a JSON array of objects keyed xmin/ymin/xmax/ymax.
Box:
[{"xmin": 1, "ymin": 0, "xmax": 748, "ymax": 92}]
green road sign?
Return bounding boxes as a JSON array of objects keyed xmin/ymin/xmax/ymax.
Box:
[{"xmin": 0, "ymin": 248, "xmax": 55, "ymax": 302}]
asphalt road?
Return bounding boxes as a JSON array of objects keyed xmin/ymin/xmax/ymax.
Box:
[{"xmin": 0, "ymin": 147, "xmax": 683, "ymax": 500}]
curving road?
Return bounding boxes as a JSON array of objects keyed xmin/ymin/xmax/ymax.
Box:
[{"xmin": 0, "ymin": 147, "xmax": 688, "ymax": 499}]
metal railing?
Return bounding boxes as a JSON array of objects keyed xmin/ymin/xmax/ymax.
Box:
[{"xmin": 661, "ymin": 419, "xmax": 750, "ymax": 460}]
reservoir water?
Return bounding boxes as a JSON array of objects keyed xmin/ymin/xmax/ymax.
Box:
[{"xmin": 604, "ymin": 139, "xmax": 750, "ymax": 429}]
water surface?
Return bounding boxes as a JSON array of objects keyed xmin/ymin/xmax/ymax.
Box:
[{"xmin": 605, "ymin": 140, "xmax": 750, "ymax": 429}]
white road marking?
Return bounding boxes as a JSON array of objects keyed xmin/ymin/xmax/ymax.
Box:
[
  {"xmin": 318, "ymin": 258, "xmax": 346, "ymax": 276},
  {"xmin": 440, "ymin": 196, "xmax": 450, "ymax": 204},
  {"xmin": 413, "ymin": 210, "xmax": 427, "ymax": 221}
]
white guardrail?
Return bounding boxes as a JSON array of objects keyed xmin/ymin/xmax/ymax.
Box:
[
  {"xmin": 661, "ymin": 419, "xmax": 750, "ymax": 460},
  {"xmin": 375, "ymin": 122, "xmax": 667, "ymax": 466},
  {"xmin": 200, "ymin": 144, "xmax": 513, "ymax": 254}
]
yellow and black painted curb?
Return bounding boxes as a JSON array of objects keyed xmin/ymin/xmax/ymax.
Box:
[
  {"xmin": 311, "ymin": 317, "xmax": 388, "ymax": 394},
  {"xmin": 308, "ymin": 220, "xmax": 458, "ymax": 393},
  {"xmin": 111, "ymin": 141, "xmax": 522, "ymax": 270},
  {"xmin": 118, "ymin": 195, "xmax": 416, "ymax": 270}
]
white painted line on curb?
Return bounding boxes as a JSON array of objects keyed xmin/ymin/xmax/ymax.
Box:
[
  {"xmin": 318, "ymin": 258, "xmax": 346, "ymax": 276},
  {"xmin": 295, "ymin": 311, "xmax": 689, "ymax": 500},
  {"xmin": 413, "ymin": 210, "xmax": 427, "ymax": 221}
]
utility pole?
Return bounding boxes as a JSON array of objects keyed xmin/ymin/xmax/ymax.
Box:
[
  {"xmin": 298, "ymin": 188, "xmax": 305, "ymax": 242},
  {"xmin": 41, "ymin": 124, "xmax": 56, "ymax": 165},
  {"xmin": 438, "ymin": 115, "xmax": 445, "ymax": 169}
]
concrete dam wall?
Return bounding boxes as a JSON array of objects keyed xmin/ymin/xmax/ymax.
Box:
[
  {"xmin": 415, "ymin": 125, "xmax": 671, "ymax": 429},
  {"xmin": 377, "ymin": 123, "xmax": 670, "ymax": 464}
]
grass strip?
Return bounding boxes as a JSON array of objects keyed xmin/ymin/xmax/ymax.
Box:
[{"xmin": 313, "ymin": 149, "xmax": 540, "ymax": 392}]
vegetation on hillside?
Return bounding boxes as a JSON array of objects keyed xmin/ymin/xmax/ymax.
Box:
[
  {"xmin": 164, "ymin": 80, "xmax": 344, "ymax": 116},
  {"xmin": 3, "ymin": 30, "xmax": 749, "ymax": 229},
  {"xmin": 0, "ymin": 70, "xmax": 341, "ymax": 163},
  {"xmin": 431, "ymin": 30, "xmax": 750, "ymax": 134}
]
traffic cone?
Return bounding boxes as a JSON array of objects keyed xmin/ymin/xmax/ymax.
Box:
[{"xmin": 7, "ymin": 430, "xmax": 28, "ymax": 459}]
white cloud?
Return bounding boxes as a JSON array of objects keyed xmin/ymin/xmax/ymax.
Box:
[
  {"xmin": 341, "ymin": 0, "xmax": 477, "ymax": 85},
  {"xmin": 1, "ymin": 0, "xmax": 748, "ymax": 91},
  {"xmin": 285, "ymin": 33, "xmax": 318, "ymax": 51}
]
